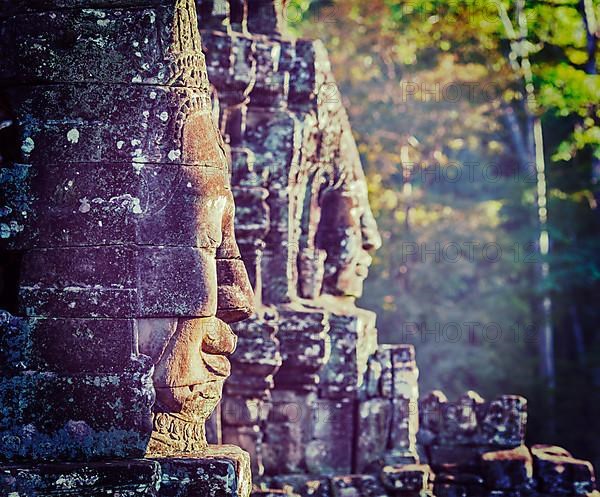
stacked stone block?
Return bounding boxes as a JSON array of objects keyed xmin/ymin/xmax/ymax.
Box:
[{"xmin": 419, "ymin": 391, "xmax": 596, "ymax": 496}]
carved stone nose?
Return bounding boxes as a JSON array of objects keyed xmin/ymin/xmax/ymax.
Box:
[
  {"xmin": 361, "ymin": 211, "xmax": 382, "ymax": 251},
  {"xmin": 216, "ymin": 258, "xmax": 255, "ymax": 323}
]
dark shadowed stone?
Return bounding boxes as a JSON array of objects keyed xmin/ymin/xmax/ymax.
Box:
[
  {"xmin": 378, "ymin": 345, "xmax": 419, "ymax": 464},
  {"xmin": 201, "ymin": 30, "xmax": 235, "ymax": 90},
  {"xmin": 388, "ymin": 397, "xmax": 415, "ymax": 458},
  {"xmin": 419, "ymin": 391, "xmax": 527, "ymax": 471},
  {"xmin": 437, "ymin": 391, "xmax": 485, "ymax": 446},
  {"xmin": 433, "ymin": 471, "xmax": 486, "ymax": 497},
  {"xmin": 318, "ymin": 312, "xmax": 377, "ymax": 400},
  {"xmin": 228, "ymin": 316, "xmax": 281, "ymax": 397},
  {"xmin": 203, "ymin": 30, "xmax": 256, "ymax": 105},
  {"xmin": 479, "ymin": 396, "xmax": 526, "ymax": 448},
  {"xmin": 248, "ymin": 39, "xmax": 287, "ymax": 108},
  {"xmin": 419, "ymin": 390, "xmax": 447, "ymax": 436},
  {"xmin": 355, "ymin": 398, "xmax": 393, "ymax": 473},
  {"xmin": 486, "ymin": 490, "xmax": 532, "ymax": 497},
  {"xmin": 246, "ymin": 0, "xmax": 285, "ymax": 36},
  {"xmin": 205, "ymin": 406, "xmax": 221, "ymax": 445},
  {"xmin": 429, "ymin": 445, "xmax": 491, "ymax": 470},
  {"xmin": 18, "ymin": 245, "xmax": 225, "ymax": 318},
  {"xmin": 376, "ymin": 347, "xmax": 394, "ymax": 399},
  {"xmin": 222, "ymin": 424, "xmax": 262, "ymax": 475},
  {"xmin": 440, "ymin": 474, "xmax": 486, "ymax": 497},
  {"xmin": 252, "ymin": 490, "xmax": 300, "ymax": 497},
  {"xmin": 330, "ymin": 475, "xmax": 387, "ymax": 497},
  {"xmin": 274, "ymin": 308, "xmax": 329, "ymax": 391},
  {"xmin": 0, "ymin": 356, "xmax": 154, "ymax": 461},
  {"xmin": 306, "ymin": 399, "xmax": 353, "ymax": 475},
  {"xmin": 265, "ymin": 474, "xmax": 331, "ymax": 497},
  {"xmin": 0, "ymin": 459, "xmax": 160, "ymax": 497},
  {"xmin": 263, "ymin": 419, "xmax": 307, "ymax": 474},
  {"xmin": 389, "ymin": 345, "xmax": 418, "ymax": 399},
  {"xmin": 243, "ymin": 108, "xmax": 299, "ymax": 304},
  {"xmin": 196, "ymin": 0, "xmax": 230, "ymax": 29},
  {"xmin": 262, "ymin": 391, "xmax": 316, "ymax": 475},
  {"xmin": 1, "ymin": 85, "xmax": 220, "ymax": 170},
  {"xmin": 287, "ymin": 40, "xmax": 321, "ymax": 109},
  {"xmin": 7, "ymin": 163, "xmax": 241, "ymax": 249},
  {"xmin": 0, "ymin": 315, "xmax": 135, "ymax": 374},
  {"xmin": 0, "ymin": 6, "xmax": 209, "ymax": 89},
  {"xmin": 481, "ymin": 445, "xmax": 533, "ymax": 491},
  {"xmin": 0, "ymin": 0, "xmax": 178, "ymax": 15},
  {"xmin": 3, "ymin": 142, "xmax": 232, "ymax": 255},
  {"xmin": 0, "ymin": 163, "xmax": 30, "ymax": 241},
  {"xmin": 531, "ymin": 445, "xmax": 595, "ymax": 495}
]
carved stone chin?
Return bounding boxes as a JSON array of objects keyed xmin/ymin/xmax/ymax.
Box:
[
  {"xmin": 138, "ymin": 314, "xmax": 241, "ymax": 457},
  {"xmin": 148, "ymin": 411, "xmax": 211, "ymax": 456}
]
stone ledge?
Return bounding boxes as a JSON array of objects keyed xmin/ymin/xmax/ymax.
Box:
[
  {"xmin": 0, "ymin": 447, "xmax": 252, "ymax": 497},
  {"xmin": 154, "ymin": 444, "xmax": 252, "ymax": 497},
  {"xmin": 0, "ymin": 459, "xmax": 160, "ymax": 497}
]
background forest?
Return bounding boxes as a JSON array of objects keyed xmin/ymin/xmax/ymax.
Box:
[{"xmin": 291, "ymin": 0, "xmax": 600, "ymax": 469}]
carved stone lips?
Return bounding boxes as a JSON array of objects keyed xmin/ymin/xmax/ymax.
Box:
[
  {"xmin": 356, "ymin": 264, "xmax": 369, "ymax": 278},
  {"xmin": 202, "ymin": 352, "xmax": 232, "ymax": 377},
  {"xmin": 187, "ymin": 380, "xmax": 223, "ymax": 400}
]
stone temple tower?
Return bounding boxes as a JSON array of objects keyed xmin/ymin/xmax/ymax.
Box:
[{"xmin": 1, "ymin": 0, "xmax": 255, "ymax": 495}]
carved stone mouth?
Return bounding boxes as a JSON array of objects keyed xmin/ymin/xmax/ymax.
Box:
[
  {"xmin": 155, "ymin": 379, "xmax": 223, "ymax": 398},
  {"xmin": 203, "ymin": 352, "xmax": 232, "ymax": 377},
  {"xmin": 356, "ymin": 265, "xmax": 369, "ymax": 278},
  {"xmin": 186, "ymin": 380, "xmax": 223, "ymax": 399}
]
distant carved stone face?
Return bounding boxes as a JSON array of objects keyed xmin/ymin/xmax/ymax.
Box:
[{"xmin": 316, "ymin": 130, "xmax": 381, "ymax": 299}]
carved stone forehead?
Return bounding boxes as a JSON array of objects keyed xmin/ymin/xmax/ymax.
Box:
[
  {"xmin": 0, "ymin": 0, "xmax": 229, "ymax": 170},
  {"xmin": 0, "ymin": 0, "xmax": 209, "ymax": 83}
]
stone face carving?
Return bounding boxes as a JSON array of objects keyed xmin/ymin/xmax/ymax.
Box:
[
  {"xmin": 0, "ymin": 0, "xmax": 253, "ymax": 467},
  {"xmin": 316, "ymin": 123, "xmax": 382, "ymax": 300},
  {"xmin": 196, "ymin": 11, "xmax": 286, "ymax": 475},
  {"xmin": 196, "ymin": 1, "xmax": 402, "ymax": 487}
]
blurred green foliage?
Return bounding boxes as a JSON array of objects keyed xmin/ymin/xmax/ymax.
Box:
[{"xmin": 291, "ymin": 0, "xmax": 600, "ymax": 467}]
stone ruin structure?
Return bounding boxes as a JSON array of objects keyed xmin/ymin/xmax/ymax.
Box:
[{"xmin": 0, "ymin": 1, "xmax": 597, "ymax": 497}]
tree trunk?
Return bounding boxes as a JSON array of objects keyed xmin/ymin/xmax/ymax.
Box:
[{"xmin": 569, "ymin": 304, "xmax": 586, "ymax": 366}]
